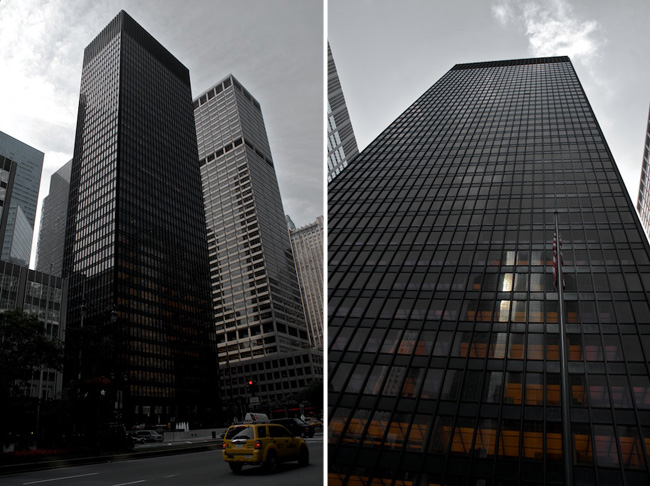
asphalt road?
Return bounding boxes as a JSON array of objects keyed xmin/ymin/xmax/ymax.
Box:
[{"xmin": 0, "ymin": 439, "xmax": 323, "ymax": 486}]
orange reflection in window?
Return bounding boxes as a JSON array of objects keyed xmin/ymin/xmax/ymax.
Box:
[
  {"xmin": 572, "ymin": 385, "xmax": 586, "ymax": 405},
  {"xmin": 523, "ymin": 430, "xmax": 543, "ymax": 459},
  {"xmin": 474, "ymin": 428, "xmax": 497, "ymax": 457},
  {"xmin": 573, "ymin": 433, "xmax": 593, "ymax": 464},
  {"xmin": 328, "ymin": 473, "xmax": 346, "ymax": 486},
  {"xmin": 330, "ymin": 415, "xmax": 346, "ymax": 443},
  {"xmin": 498, "ymin": 429, "xmax": 520, "ymax": 457},
  {"xmin": 509, "ymin": 343, "xmax": 525, "ymax": 360},
  {"xmin": 385, "ymin": 420, "xmax": 408, "ymax": 449},
  {"xmin": 405, "ymin": 420, "xmax": 428, "ymax": 451},
  {"xmin": 619, "ymin": 435, "xmax": 646, "ymax": 469},
  {"xmin": 525, "ymin": 383, "xmax": 544, "ymax": 405},
  {"xmin": 547, "ymin": 383, "xmax": 561, "ymax": 406},
  {"xmin": 363, "ymin": 416, "xmax": 388, "ymax": 447},
  {"xmin": 569, "ymin": 344, "xmax": 583, "ymax": 361},
  {"xmin": 449, "ymin": 426, "xmax": 474, "ymax": 455},
  {"xmin": 504, "ymin": 383, "xmax": 522, "ymax": 404},
  {"xmin": 343, "ymin": 417, "xmax": 367, "ymax": 444},
  {"xmin": 547, "ymin": 432, "xmax": 563, "ymax": 461},
  {"xmin": 546, "ymin": 343, "xmax": 560, "ymax": 360}
]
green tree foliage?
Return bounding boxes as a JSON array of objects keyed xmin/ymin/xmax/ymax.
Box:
[{"xmin": 0, "ymin": 308, "xmax": 63, "ymax": 400}]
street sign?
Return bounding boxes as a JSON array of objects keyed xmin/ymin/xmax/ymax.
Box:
[{"xmin": 249, "ymin": 396, "xmax": 260, "ymax": 405}]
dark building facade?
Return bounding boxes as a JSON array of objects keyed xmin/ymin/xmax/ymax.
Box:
[
  {"xmin": 328, "ymin": 42, "xmax": 359, "ymax": 183},
  {"xmin": 0, "ymin": 131, "xmax": 44, "ymax": 266},
  {"xmin": 329, "ymin": 57, "xmax": 650, "ymax": 486},
  {"xmin": 36, "ymin": 160, "xmax": 71, "ymax": 277},
  {"xmin": 63, "ymin": 11, "xmax": 219, "ymax": 428}
]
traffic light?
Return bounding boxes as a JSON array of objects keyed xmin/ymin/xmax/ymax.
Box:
[{"xmin": 247, "ymin": 379, "xmax": 258, "ymax": 393}]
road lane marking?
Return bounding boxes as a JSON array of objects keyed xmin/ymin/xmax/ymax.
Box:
[
  {"xmin": 24, "ymin": 473, "xmax": 99, "ymax": 484},
  {"xmin": 111, "ymin": 482, "xmax": 146, "ymax": 486}
]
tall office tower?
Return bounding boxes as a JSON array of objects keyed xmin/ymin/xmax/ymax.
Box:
[
  {"xmin": 286, "ymin": 214, "xmax": 296, "ymax": 231},
  {"xmin": 62, "ymin": 11, "xmax": 219, "ymax": 428},
  {"xmin": 328, "ymin": 42, "xmax": 359, "ymax": 182},
  {"xmin": 0, "ymin": 131, "xmax": 44, "ymax": 266},
  {"xmin": 0, "ymin": 155, "xmax": 17, "ymax": 252},
  {"xmin": 289, "ymin": 215, "xmax": 324, "ymax": 349},
  {"xmin": 636, "ymin": 106, "xmax": 650, "ymax": 238},
  {"xmin": 36, "ymin": 160, "xmax": 71, "ymax": 277},
  {"xmin": 195, "ymin": 75, "xmax": 321, "ymax": 409},
  {"xmin": 329, "ymin": 57, "xmax": 650, "ymax": 486}
]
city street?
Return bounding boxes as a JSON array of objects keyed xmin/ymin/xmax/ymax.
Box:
[{"xmin": 0, "ymin": 438, "xmax": 323, "ymax": 486}]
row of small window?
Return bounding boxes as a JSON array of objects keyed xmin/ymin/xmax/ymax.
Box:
[
  {"xmin": 336, "ymin": 268, "xmax": 649, "ymax": 295},
  {"xmin": 223, "ymin": 379, "xmax": 308, "ymax": 398},
  {"xmin": 334, "ymin": 242, "xmax": 649, "ymax": 269},
  {"xmin": 330, "ymin": 326, "xmax": 650, "ymax": 362},
  {"xmin": 331, "ymin": 297, "xmax": 650, "ymax": 327},
  {"xmin": 331, "ymin": 359, "xmax": 650, "ymax": 410},
  {"xmin": 330, "ymin": 409, "xmax": 649, "ymax": 471}
]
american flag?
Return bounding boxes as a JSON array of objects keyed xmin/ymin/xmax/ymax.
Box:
[{"xmin": 553, "ymin": 232, "xmax": 565, "ymax": 289}]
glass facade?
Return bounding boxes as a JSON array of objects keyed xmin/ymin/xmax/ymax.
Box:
[
  {"xmin": 0, "ymin": 155, "xmax": 17, "ymax": 254},
  {"xmin": 329, "ymin": 57, "xmax": 650, "ymax": 485},
  {"xmin": 194, "ymin": 75, "xmax": 319, "ymax": 409},
  {"xmin": 0, "ymin": 131, "xmax": 44, "ymax": 266},
  {"xmin": 63, "ymin": 11, "xmax": 219, "ymax": 427},
  {"xmin": 36, "ymin": 160, "xmax": 71, "ymax": 277},
  {"xmin": 290, "ymin": 215, "xmax": 325, "ymax": 349},
  {"xmin": 328, "ymin": 42, "xmax": 359, "ymax": 183}
]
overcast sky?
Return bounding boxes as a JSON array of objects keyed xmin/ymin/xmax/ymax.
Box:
[
  {"xmin": 0, "ymin": 0, "xmax": 323, "ymax": 267},
  {"xmin": 329, "ymin": 0, "xmax": 650, "ymax": 207}
]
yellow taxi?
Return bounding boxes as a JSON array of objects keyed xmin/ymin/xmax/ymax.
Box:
[{"xmin": 222, "ymin": 423, "xmax": 309, "ymax": 473}]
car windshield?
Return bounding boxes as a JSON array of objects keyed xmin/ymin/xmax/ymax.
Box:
[
  {"xmin": 231, "ymin": 426, "xmax": 255, "ymax": 440},
  {"xmin": 225, "ymin": 426, "xmax": 246, "ymax": 439}
]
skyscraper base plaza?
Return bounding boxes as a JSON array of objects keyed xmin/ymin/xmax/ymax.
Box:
[{"xmin": 328, "ymin": 57, "xmax": 650, "ymax": 485}]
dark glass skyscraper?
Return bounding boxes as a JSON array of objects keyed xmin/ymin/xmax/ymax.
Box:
[
  {"xmin": 36, "ymin": 160, "xmax": 71, "ymax": 277},
  {"xmin": 329, "ymin": 57, "xmax": 650, "ymax": 486},
  {"xmin": 63, "ymin": 11, "xmax": 219, "ymax": 427}
]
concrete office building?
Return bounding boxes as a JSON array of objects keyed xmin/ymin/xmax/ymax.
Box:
[
  {"xmin": 328, "ymin": 42, "xmax": 359, "ymax": 182},
  {"xmin": 289, "ymin": 215, "xmax": 324, "ymax": 350},
  {"xmin": 636, "ymin": 106, "xmax": 650, "ymax": 240},
  {"xmin": 329, "ymin": 57, "xmax": 650, "ymax": 486},
  {"xmin": 0, "ymin": 261, "xmax": 67, "ymax": 400},
  {"xmin": 63, "ymin": 11, "xmax": 219, "ymax": 428},
  {"xmin": 194, "ymin": 75, "xmax": 321, "ymax": 409},
  {"xmin": 0, "ymin": 131, "xmax": 44, "ymax": 266},
  {"xmin": 36, "ymin": 160, "xmax": 71, "ymax": 277}
]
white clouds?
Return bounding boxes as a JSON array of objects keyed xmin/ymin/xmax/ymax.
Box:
[
  {"xmin": 0, "ymin": 0, "xmax": 109, "ymax": 158},
  {"xmin": 491, "ymin": 0, "xmax": 603, "ymax": 66}
]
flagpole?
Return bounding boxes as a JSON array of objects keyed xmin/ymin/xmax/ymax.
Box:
[{"xmin": 555, "ymin": 211, "xmax": 573, "ymax": 486}]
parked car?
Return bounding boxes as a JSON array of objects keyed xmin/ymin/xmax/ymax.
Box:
[
  {"xmin": 303, "ymin": 417, "xmax": 323, "ymax": 428},
  {"xmin": 271, "ymin": 418, "xmax": 315, "ymax": 438},
  {"xmin": 222, "ymin": 423, "xmax": 309, "ymax": 473},
  {"xmin": 132, "ymin": 429, "xmax": 164, "ymax": 443}
]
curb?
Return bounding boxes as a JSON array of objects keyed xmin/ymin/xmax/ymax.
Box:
[{"xmin": 0, "ymin": 441, "xmax": 222, "ymax": 477}]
